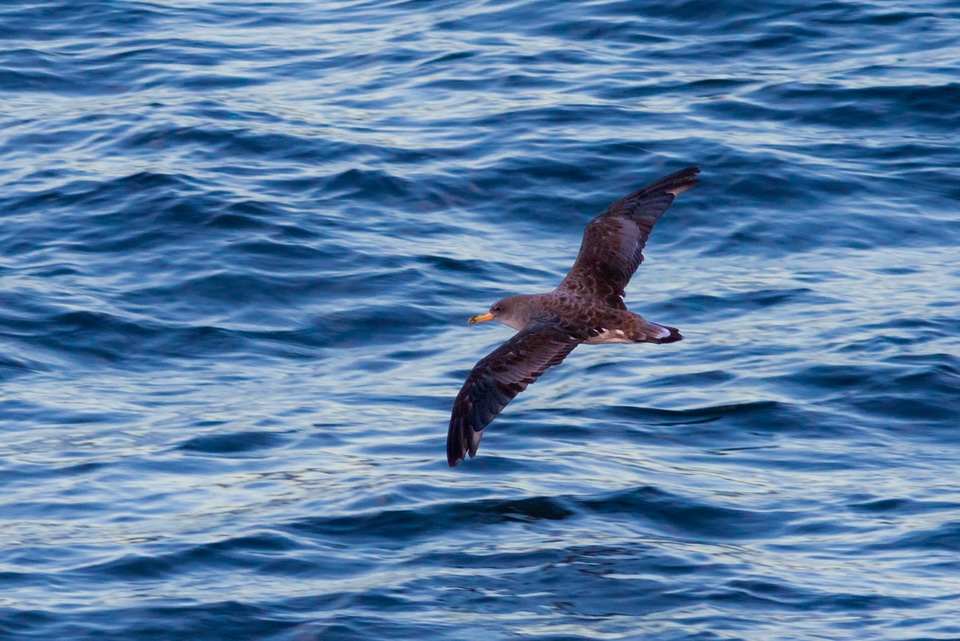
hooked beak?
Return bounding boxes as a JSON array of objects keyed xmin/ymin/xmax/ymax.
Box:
[{"xmin": 468, "ymin": 311, "xmax": 494, "ymax": 326}]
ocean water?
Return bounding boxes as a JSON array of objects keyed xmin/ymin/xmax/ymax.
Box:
[{"xmin": 2, "ymin": 0, "xmax": 960, "ymax": 639}]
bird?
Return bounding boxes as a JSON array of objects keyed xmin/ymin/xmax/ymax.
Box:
[{"xmin": 447, "ymin": 166, "xmax": 700, "ymax": 467}]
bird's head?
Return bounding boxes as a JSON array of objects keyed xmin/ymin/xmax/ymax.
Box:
[{"xmin": 468, "ymin": 295, "xmax": 536, "ymax": 331}]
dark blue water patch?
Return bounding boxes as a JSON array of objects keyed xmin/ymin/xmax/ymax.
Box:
[
  {"xmin": 641, "ymin": 369, "xmax": 735, "ymax": 388},
  {"xmin": 837, "ymin": 318, "xmax": 958, "ymax": 356},
  {"xmin": 115, "ymin": 124, "xmax": 320, "ymax": 165},
  {"xmin": 602, "ymin": 400, "xmax": 779, "ymax": 428},
  {"xmin": 0, "ymin": 172, "xmax": 225, "ymax": 251},
  {"xmin": 779, "ymin": 363, "xmax": 884, "ymax": 398},
  {"xmin": 577, "ymin": 485, "xmax": 790, "ymax": 541},
  {"xmin": 64, "ymin": 532, "xmax": 310, "ymax": 587},
  {"xmin": 849, "ymin": 496, "xmax": 960, "ymax": 516},
  {"xmin": 0, "ymin": 610, "xmax": 57, "ymax": 641},
  {"xmin": 136, "ymin": 271, "xmax": 320, "ymax": 314},
  {"xmin": 177, "ymin": 430, "xmax": 292, "ymax": 456},
  {"xmin": 660, "ymin": 288, "xmax": 822, "ymax": 322},
  {"xmin": 0, "ymin": 2, "xmax": 164, "ymax": 40},
  {"xmin": 722, "ymin": 579, "xmax": 925, "ymax": 615},
  {"xmin": 0, "ymin": 396, "xmax": 137, "ymax": 428},
  {"xmin": 3, "ymin": 498, "xmax": 109, "ymax": 523},
  {"xmin": 811, "ymin": 354, "xmax": 960, "ymax": 430},
  {"xmin": 287, "ymin": 494, "xmax": 575, "ymax": 546},
  {"xmin": 312, "ymin": 303, "xmax": 443, "ymax": 348},
  {"xmin": 5, "ymin": 602, "xmax": 298, "ymax": 641},
  {"xmin": 0, "ymin": 9, "xmax": 186, "ymax": 96},
  {"xmin": 0, "ymin": 352, "xmax": 35, "ymax": 379},
  {"xmin": 317, "ymin": 167, "xmax": 415, "ymax": 204},
  {"xmin": 758, "ymin": 82, "xmax": 960, "ymax": 132},
  {"xmin": 6, "ymin": 308, "xmax": 244, "ymax": 368},
  {"xmin": 868, "ymin": 521, "xmax": 960, "ymax": 553}
]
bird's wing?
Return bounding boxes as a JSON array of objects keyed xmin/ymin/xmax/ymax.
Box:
[
  {"xmin": 447, "ymin": 322, "xmax": 579, "ymax": 467},
  {"xmin": 556, "ymin": 167, "xmax": 699, "ymax": 309}
]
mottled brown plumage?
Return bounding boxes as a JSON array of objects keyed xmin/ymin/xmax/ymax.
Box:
[{"xmin": 448, "ymin": 167, "xmax": 699, "ymax": 467}]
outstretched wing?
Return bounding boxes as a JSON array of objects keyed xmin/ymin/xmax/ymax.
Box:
[
  {"xmin": 447, "ymin": 323, "xmax": 579, "ymax": 467},
  {"xmin": 557, "ymin": 167, "xmax": 699, "ymax": 309}
]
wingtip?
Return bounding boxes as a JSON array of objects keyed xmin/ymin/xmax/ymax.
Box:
[
  {"xmin": 446, "ymin": 437, "xmax": 476, "ymax": 467},
  {"xmin": 664, "ymin": 167, "xmax": 701, "ymax": 197},
  {"xmin": 447, "ymin": 405, "xmax": 476, "ymax": 467},
  {"xmin": 448, "ymin": 395, "xmax": 489, "ymax": 467},
  {"xmin": 447, "ymin": 423, "xmax": 466, "ymax": 467}
]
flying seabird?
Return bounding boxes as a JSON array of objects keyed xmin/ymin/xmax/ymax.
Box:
[{"xmin": 447, "ymin": 166, "xmax": 700, "ymax": 467}]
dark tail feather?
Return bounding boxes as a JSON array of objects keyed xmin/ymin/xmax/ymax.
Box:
[{"xmin": 640, "ymin": 320, "xmax": 682, "ymax": 344}]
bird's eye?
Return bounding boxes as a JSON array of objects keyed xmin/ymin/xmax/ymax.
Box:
[{"xmin": 493, "ymin": 305, "xmax": 502, "ymax": 313}]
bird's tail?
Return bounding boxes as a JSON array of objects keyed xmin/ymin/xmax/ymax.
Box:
[{"xmin": 639, "ymin": 320, "xmax": 682, "ymax": 344}]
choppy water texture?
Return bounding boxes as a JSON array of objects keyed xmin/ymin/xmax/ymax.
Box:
[{"xmin": 2, "ymin": 1, "xmax": 960, "ymax": 639}]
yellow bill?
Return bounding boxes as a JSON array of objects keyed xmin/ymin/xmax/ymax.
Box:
[{"xmin": 468, "ymin": 312, "xmax": 494, "ymax": 325}]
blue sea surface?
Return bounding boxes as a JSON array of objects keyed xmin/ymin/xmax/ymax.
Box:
[{"xmin": 2, "ymin": 1, "xmax": 960, "ymax": 639}]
